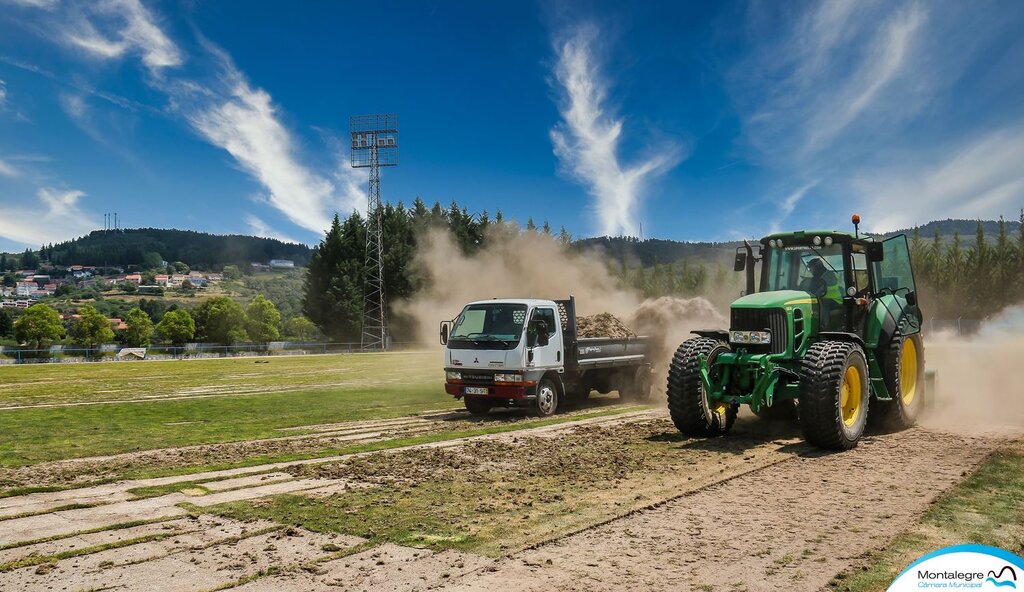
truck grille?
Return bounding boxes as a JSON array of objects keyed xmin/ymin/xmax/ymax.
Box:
[
  {"xmin": 730, "ymin": 308, "xmax": 788, "ymax": 354},
  {"xmin": 460, "ymin": 373, "xmax": 495, "ymax": 385}
]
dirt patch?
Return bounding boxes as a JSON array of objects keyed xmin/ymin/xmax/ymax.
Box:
[
  {"xmin": 0, "ymin": 406, "xmax": 633, "ymax": 492},
  {"xmin": 436, "ymin": 428, "xmax": 998, "ymax": 591},
  {"xmin": 576, "ymin": 313, "xmax": 635, "ymax": 339}
]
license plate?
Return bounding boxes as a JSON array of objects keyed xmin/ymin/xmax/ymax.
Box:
[{"xmin": 464, "ymin": 386, "xmax": 488, "ymax": 395}]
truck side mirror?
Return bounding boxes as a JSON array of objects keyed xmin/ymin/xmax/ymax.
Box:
[
  {"xmin": 439, "ymin": 321, "xmax": 450, "ymax": 346},
  {"xmin": 538, "ymin": 328, "xmax": 549, "ymax": 347},
  {"xmin": 867, "ymin": 242, "xmax": 884, "ymax": 262},
  {"xmin": 734, "ymin": 247, "xmax": 746, "ymax": 272}
]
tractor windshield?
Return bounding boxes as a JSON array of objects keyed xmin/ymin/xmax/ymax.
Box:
[{"xmin": 763, "ymin": 244, "xmax": 847, "ymax": 296}]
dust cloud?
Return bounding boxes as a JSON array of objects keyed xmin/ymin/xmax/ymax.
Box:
[
  {"xmin": 395, "ymin": 227, "xmax": 727, "ymax": 369},
  {"xmin": 922, "ymin": 305, "xmax": 1024, "ymax": 434}
]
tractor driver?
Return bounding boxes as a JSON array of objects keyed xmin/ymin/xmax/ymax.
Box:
[{"xmin": 802, "ymin": 258, "xmax": 843, "ymax": 329}]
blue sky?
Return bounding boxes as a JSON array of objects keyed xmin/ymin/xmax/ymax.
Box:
[{"xmin": 1, "ymin": 0, "xmax": 1023, "ymax": 251}]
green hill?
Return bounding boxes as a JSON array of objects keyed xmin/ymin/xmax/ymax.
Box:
[{"xmin": 35, "ymin": 228, "xmax": 311, "ymax": 270}]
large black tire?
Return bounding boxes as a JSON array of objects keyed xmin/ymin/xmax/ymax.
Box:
[
  {"xmin": 620, "ymin": 367, "xmax": 653, "ymax": 403},
  {"xmin": 872, "ymin": 333, "xmax": 925, "ymax": 430},
  {"xmin": 667, "ymin": 337, "xmax": 737, "ymax": 437},
  {"xmin": 798, "ymin": 341, "xmax": 870, "ymax": 450},
  {"xmin": 752, "ymin": 399, "xmax": 798, "ymax": 421},
  {"xmin": 535, "ymin": 378, "xmax": 559, "ymax": 417},
  {"xmin": 464, "ymin": 396, "xmax": 491, "ymax": 416}
]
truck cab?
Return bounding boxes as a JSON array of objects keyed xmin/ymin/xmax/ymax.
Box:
[{"xmin": 441, "ymin": 299, "xmax": 565, "ymax": 414}]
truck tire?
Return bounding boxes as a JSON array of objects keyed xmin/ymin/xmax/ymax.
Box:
[
  {"xmin": 620, "ymin": 367, "xmax": 653, "ymax": 403},
  {"xmin": 752, "ymin": 399, "xmax": 798, "ymax": 421},
  {"xmin": 464, "ymin": 396, "xmax": 491, "ymax": 416},
  {"xmin": 798, "ymin": 341, "xmax": 869, "ymax": 450},
  {"xmin": 535, "ymin": 378, "xmax": 559, "ymax": 417},
  {"xmin": 667, "ymin": 337, "xmax": 737, "ymax": 437},
  {"xmin": 873, "ymin": 333, "xmax": 925, "ymax": 430}
]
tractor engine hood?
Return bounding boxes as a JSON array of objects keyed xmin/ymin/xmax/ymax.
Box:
[{"xmin": 731, "ymin": 290, "xmax": 815, "ymax": 309}]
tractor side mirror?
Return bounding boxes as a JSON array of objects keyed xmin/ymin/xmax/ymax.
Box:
[
  {"xmin": 439, "ymin": 321, "xmax": 450, "ymax": 346},
  {"xmin": 867, "ymin": 242, "xmax": 884, "ymax": 262},
  {"xmin": 906, "ymin": 291, "xmax": 918, "ymax": 307},
  {"xmin": 734, "ymin": 247, "xmax": 746, "ymax": 272}
]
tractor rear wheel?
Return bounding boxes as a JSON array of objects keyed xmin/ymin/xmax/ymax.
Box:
[
  {"xmin": 464, "ymin": 396, "xmax": 492, "ymax": 416},
  {"xmin": 873, "ymin": 333, "xmax": 925, "ymax": 430},
  {"xmin": 798, "ymin": 341, "xmax": 869, "ymax": 450},
  {"xmin": 667, "ymin": 337, "xmax": 737, "ymax": 437}
]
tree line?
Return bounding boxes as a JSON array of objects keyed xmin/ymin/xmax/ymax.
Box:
[
  {"xmin": 910, "ymin": 214, "xmax": 1024, "ymax": 319},
  {"xmin": 0, "ymin": 295, "xmax": 322, "ymax": 351}
]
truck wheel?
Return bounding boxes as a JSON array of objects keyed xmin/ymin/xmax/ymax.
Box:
[
  {"xmin": 620, "ymin": 367, "xmax": 653, "ymax": 403},
  {"xmin": 872, "ymin": 333, "xmax": 925, "ymax": 430},
  {"xmin": 798, "ymin": 341, "xmax": 869, "ymax": 450},
  {"xmin": 535, "ymin": 378, "xmax": 559, "ymax": 417},
  {"xmin": 464, "ymin": 396, "xmax": 491, "ymax": 416},
  {"xmin": 667, "ymin": 337, "xmax": 736, "ymax": 437},
  {"xmin": 752, "ymin": 399, "xmax": 798, "ymax": 421}
]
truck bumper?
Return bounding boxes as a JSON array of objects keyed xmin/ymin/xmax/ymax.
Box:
[{"xmin": 445, "ymin": 382, "xmax": 536, "ymax": 401}]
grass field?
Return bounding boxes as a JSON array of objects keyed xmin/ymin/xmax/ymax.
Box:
[
  {"xmin": 831, "ymin": 444, "xmax": 1024, "ymax": 591},
  {"xmin": 0, "ymin": 352, "xmax": 455, "ymax": 468}
]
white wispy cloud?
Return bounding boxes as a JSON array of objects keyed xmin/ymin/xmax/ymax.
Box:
[
  {"xmin": 0, "ymin": 159, "xmax": 19, "ymax": 178},
  {"xmin": 170, "ymin": 43, "xmax": 367, "ymax": 233},
  {"xmin": 770, "ymin": 182, "xmax": 817, "ymax": 233},
  {"xmin": 0, "ymin": 0, "xmax": 58, "ymax": 8},
  {"xmin": 0, "ymin": 79, "xmax": 6, "ymax": 106},
  {"xmin": 731, "ymin": 1, "xmax": 1024, "ymax": 230},
  {"xmin": 63, "ymin": 0, "xmax": 182, "ymax": 71},
  {"xmin": 245, "ymin": 214, "xmax": 299, "ymax": 244},
  {"xmin": 0, "ymin": 188, "xmax": 98, "ymax": 246},
  {"xmin": 550, "ymin": 25, "xmax": 684, "ymax": 237},
  {"xmin": 852, "ymin": 123, "xmax": 1024, "ymax": 231},
  {"xmin": 8, "ymin": 0, "xmax": 364, "ymax": 239}
]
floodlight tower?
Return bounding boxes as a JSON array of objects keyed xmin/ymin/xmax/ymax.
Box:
[{"xmin": 350, "ymin": 114, "xmax": 399, "ymax": 351}]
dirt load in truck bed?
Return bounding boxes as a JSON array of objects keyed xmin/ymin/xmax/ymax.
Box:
[{"xmin": 576, "ymin": 313, "xmax": 636, "ymax": 339}]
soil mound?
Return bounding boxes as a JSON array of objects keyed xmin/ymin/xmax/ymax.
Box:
[{"xmin": 576, "ymin": 313, "xmax": 636, "ymax": 339}]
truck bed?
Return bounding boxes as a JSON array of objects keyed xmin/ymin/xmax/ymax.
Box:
[{"xmin": 574, "ymin": 337, "xmax": 649, "ymax": 369}]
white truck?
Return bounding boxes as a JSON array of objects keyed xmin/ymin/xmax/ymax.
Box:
[{"xmin": 440, "ymin": 296, "xmax": 653, "ymax": 416}]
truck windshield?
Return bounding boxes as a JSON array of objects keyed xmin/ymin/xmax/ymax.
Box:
[
  {"xmin": 763, "ymin": 244, "xmax": 846, "ymax": 295},
  {"xmin": 449, "ymin": 303, "xmax": 527, "ymax": 348}
]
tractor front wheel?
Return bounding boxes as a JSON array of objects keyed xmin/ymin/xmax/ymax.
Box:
[
  {"xmin": 873, "ymin": 333, "xmax": 925, "ymax": 430},
  {"xmin": 798, "ymin": 341, "xmax": 869, "ymax": 450},
  {"xmin": 667, "ymin": 337, "xmax": 737, "ymax": 437}
]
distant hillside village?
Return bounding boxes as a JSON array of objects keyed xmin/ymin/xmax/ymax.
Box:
[{"xmin": 0, "ymin": 259, "xmax": 296, "ymax": 309}]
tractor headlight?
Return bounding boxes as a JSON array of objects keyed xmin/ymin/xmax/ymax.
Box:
[
  {"xmin": 494, "ymin": 373, "xmax": 523, "ymax": 383},
  {"xmin": 446, "ymin": 371, "xmax": 462, "ymax": 381},
  {"xmin": 730, "ymin": 330, "xmax": 771, "ymax": 345},
  {"xmin": 824, "ymin": 236, "xmax": 833, "ymax": 246},
  {"xmin": 812, "ymin": 235, "xmax": 822, "ymax": 246},
  {"xmin": 768, "ymin": 239, "xmax": 776, "ymax": 248},
  {"xmin": 776, "ymin": 239, "xmax": 784, "ymax": 248}
]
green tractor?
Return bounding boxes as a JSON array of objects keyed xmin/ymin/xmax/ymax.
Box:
[{"xmin": 667, "ymin": 215, "xmax": 926, "ymax": 450}]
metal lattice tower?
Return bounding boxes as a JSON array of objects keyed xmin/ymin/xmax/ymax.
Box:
[{"xmin": 350, "ymin": 114, "xmax": 399, "ymax": 351}]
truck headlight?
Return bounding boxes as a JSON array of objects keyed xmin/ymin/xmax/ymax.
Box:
[
  {"xmin": 446, "ymin": 371, "xmax": 462, "ymax": 381},
  {"xmin": 494, "ymin": 373, "xmax": 523, "ymax": 383},
  {"xmin": 730, "ymin": 330, "xmax": 771, "ymax": 345}
]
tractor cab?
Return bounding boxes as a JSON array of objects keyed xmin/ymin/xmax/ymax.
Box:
[{"xmin": 734, "ymin": 220, "xmax": 921, "ymax": 340}]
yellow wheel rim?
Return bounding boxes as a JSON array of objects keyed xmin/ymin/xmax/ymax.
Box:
[
  {"xmin": 900, "ymin": 338, "xmax": 918, "ymax": 406},
  {"xmin": 840, "ymin": 364, "xmax": 863, "ymax": 427},
  {"xmin": 712, "ymin": 401, "xmax": 729, "ymax": 417}
]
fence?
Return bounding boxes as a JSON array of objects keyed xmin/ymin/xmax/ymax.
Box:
[
  {"xmin": 923, "ymin": 318, "xmax": 983, "ymax": 336},
  {"xmin": 0, "ymin": 341, "xmax": 421, "ymax": 365}
]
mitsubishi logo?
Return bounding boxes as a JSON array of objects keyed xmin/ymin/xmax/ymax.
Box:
[{"xmin": 473, "ymin": 357, "xmax": 479, "ymax": 364}]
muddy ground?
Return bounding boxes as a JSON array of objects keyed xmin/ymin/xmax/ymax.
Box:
[{"xmin": 0, "ymin": 408, "xmax": 1015, "ymax": 592}]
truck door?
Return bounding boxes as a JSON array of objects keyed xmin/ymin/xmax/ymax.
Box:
[{"xmin": 527, "ymin": 307, "xmax": 561, "ymax": 369}]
